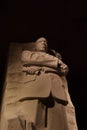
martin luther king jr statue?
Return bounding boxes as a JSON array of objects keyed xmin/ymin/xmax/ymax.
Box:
[{"xmin": 0, "ymin": 37, "xmax": 78, "ymax": 130}]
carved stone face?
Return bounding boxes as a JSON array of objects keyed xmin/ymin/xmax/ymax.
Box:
[{"xmin": 35, "ymin": 37, "xmax": 48, "ymax": 52}]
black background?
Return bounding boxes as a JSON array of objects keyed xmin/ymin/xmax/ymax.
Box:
[{"xmin": 0, "ymin": 0, "xmax": 87, "ymax": 130}]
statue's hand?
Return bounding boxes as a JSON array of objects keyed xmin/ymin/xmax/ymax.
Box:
[{"xmin": 57, "ymin": 60, "xmax": 69, "ymax": 76}]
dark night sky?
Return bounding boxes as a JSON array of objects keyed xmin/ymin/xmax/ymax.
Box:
[{"xmin": 0, "ymin": 0, "xmax": 87, "ymax": 130}]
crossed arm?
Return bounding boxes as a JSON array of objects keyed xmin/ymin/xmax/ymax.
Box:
[{"xmin": 21, "ymin": 50, "xmax": 69, "ymax": 75}]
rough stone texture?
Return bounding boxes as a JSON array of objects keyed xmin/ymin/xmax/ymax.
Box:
[{"xmin": 0, "ymin": 42, "xmax": 78, "ymax": 130}]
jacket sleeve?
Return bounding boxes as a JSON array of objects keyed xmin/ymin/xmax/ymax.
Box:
[{"xmin": 21, "ymin": 50, "xmax": 59, "ymax": 69}]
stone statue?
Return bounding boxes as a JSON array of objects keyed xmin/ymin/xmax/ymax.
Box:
[{"xmin": 0, "ymin": 37, "xmax": 78, "ymax": 130}]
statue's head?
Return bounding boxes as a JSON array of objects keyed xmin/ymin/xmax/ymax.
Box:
[{"xmin": 35, "ymin": 37, "xmax": 48, "ymax": 52}]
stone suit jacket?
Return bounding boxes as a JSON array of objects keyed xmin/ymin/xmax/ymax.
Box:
[{"xmin": 5, "ymin": 50, "xmax": 68, "ymax": 105}]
